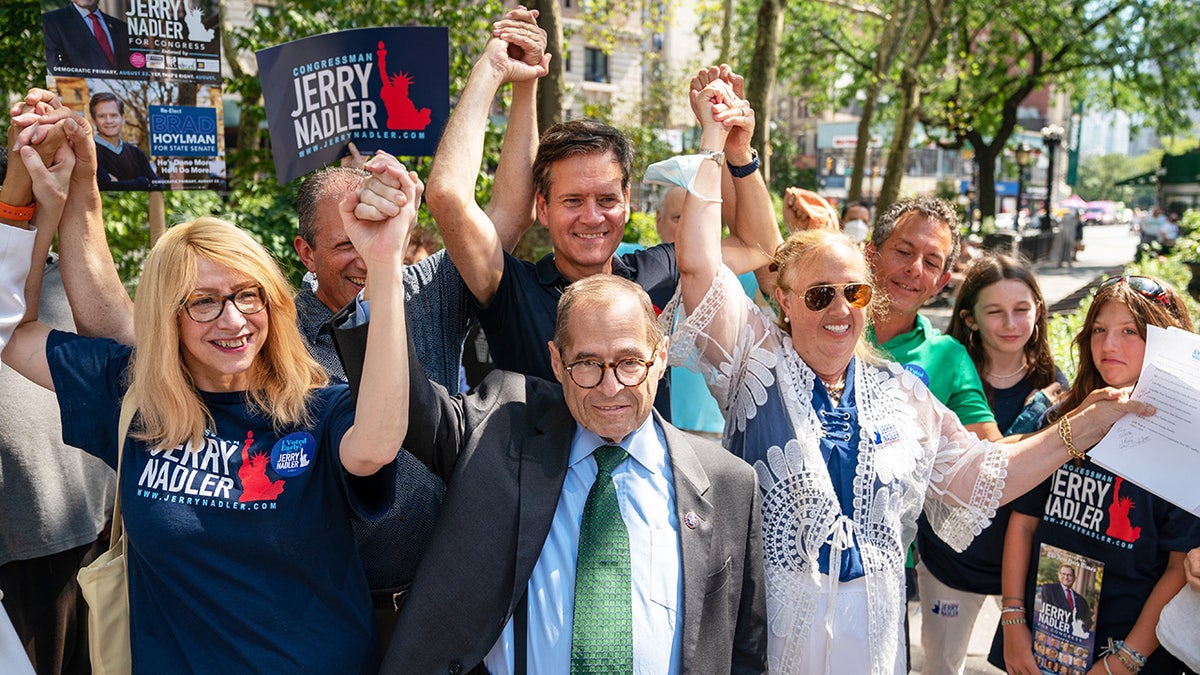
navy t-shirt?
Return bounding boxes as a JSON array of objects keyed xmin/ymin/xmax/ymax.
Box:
[
  {"xmin": 46, "ymin": 331, "xmax": 392, "ymax": 674},
  {"xmin": 474, "ymin": 246, "xmax": 678, "ymax": 415},
  {"xmin": 986, "ymin": 458, "xmax": 1200, "ymax": 673},
  {"xmin": 917, "ymin": 371, "xmax": 1070, "ymax": 593}
]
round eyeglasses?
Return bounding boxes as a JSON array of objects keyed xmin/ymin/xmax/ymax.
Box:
[
  {"xmin": 802, "ymin": 282, "xmax": 873, "ymax": 312},
  {"xmin": 563, "ymin": 357, "xmax": 655, "ymax": 388},
  {"xmin": 182, "ymin": 287, "xmax": 266, "ymax": 323}
]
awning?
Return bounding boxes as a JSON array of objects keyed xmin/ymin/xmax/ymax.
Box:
[{"xmin": 1114, "ymin": 170, "xmax": 1158, "ymax": 187}]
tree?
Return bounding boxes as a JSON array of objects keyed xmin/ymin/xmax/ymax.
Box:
[
  {"xmin": 0, "ymin": 0, "xmax": 43, "ymax": 96},
  {"xmin": 922, "ymin": 0, "xmax": 1200, "ymax": 220}
]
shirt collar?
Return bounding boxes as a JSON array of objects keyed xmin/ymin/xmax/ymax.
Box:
[
  {"xmin": 534, "ymin": 250, "xmax": 635, "ymax": 292},
  {"xmin": 869, "ymin": 312, "xmax": 933, "ymax": 347},
  {"xmin": 94, "ymin": 134, "xmax": 123, "ymax": 154},
  {"xmin": 568, "ymin": 413, "xmax": 666, "ymax": 477},
  {"xmin": 294, "ymin": 287, "xmax": 335, "ymax": 342}
]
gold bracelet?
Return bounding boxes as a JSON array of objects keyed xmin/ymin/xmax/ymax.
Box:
[{"xmin": 1059, "ymin": 416, "xmax": 1087, "ymax": 461}]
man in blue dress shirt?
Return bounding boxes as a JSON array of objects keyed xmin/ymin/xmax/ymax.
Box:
[{"xmin": 333, "ymin": 257, "xmax": 766, "ymax": 673}]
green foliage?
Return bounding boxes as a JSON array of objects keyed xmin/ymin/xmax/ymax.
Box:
[
  {"xmin": 0, "ymin": 0, "xmax": 45, "ymax": 95},
  {"xmin": 1075, "ymin": 153, "xmax": 1160, "ymax": 205},
  {"xmin": 624, "ymin": 211, "xmax": 660, "ymax": 247}
]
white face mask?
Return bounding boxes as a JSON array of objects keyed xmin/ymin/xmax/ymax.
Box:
[{"xmin": 843, "ymin": 219, "xmax": 869, "ymax": 242}]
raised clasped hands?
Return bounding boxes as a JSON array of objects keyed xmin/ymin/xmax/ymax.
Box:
[
  {"xmin": 690, "ymin": 64, "xmax": 754, "ymax": 159},
  {"xmin": 487, "ymin": 6, "xmax": 551, "ymax": 83},
  {"xmin": 340, "ymin": 151, "xmax": 423, "ymax": 268}
]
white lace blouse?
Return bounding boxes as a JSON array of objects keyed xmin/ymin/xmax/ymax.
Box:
[{"xmin": 666, "ymin": 267, "xmax": 1008, "ymax": 674}]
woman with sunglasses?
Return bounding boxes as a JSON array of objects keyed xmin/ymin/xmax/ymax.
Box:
[
  {"xmin": 993, "ymin": 275, "xmax": 1200, "ymax": 675},
  {"xmin": 1, "ymin": 107, "xmax": 415, "ymax": 672},
  {"xmin": 669, "ymin": 77, "xmax": 1152, "ymax": 674},
  {"xmin": 913, "ymin": 254, "xmax": 1069, "ymax": 674}
]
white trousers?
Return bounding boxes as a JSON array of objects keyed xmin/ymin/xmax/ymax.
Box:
[{"xmin": 916, "ymin": 561, "xmax": 991, "ymax": 675}]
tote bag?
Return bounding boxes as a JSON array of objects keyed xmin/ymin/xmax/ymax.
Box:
[{"xmin": 77, "ymin": 398, "xmax": 135, "ymax": 675}]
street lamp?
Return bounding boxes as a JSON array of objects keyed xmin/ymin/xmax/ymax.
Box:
[
  {"xmin": 1041, "ymin": 124, "xmax": 1065, "ymax": 230},
  {"xmin": 1014, "ymin": 143, "xmax": 1033, "ymax": 228}
]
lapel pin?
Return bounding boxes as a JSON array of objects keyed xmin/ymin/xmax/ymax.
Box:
[{"xmin": 684, "ymin": 511, "xmax": 700, "ymax": 529}]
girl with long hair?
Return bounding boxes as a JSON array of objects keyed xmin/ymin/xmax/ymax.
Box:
[
  {"xmin": 915, "ymin": 254, "xmax": 1070, "ymax": 674},
  {"xmin": 994, "ymin": 275, "xmax": 1200, "ymax": 675}
]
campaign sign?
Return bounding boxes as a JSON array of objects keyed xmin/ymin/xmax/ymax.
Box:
[
  {"xmin": 256, "ymin": 27, "xmax": 449, "ymax": 184},
  {"xmin": 41, "ymin": 0, "xmax": 221, "ymax": 83},
  {"xmin": 150, "ymin": 105, "xmax": 218, "ymax": 156}
]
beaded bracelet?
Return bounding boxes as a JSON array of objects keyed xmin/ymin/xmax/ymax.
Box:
[
  {"xmin": 1000, "ymin": 606, "xmax": 1026, "ymax": 614},
  {"xmin": 1104, "ymin": 638, "xmax": 1146, "ymax": 673},
  {"xmin": 999, "ymin": 617, "xmax": 1027, "ymax": 626}
]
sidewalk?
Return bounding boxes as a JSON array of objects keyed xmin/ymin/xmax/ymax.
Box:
[
  {"xmin": 910, "ymin": 224, "xmax": 1139, "ymax": 674},
  {"xmin": 923, "ymin": 224, "xmax": 1140, "ymax": 332}
]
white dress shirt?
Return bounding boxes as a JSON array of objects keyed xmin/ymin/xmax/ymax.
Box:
[{"xmin": 484, "ymin": 414, "xmax": 684, "ymax": 674}]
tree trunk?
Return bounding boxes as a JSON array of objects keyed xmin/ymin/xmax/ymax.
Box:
[
  {"xmin": 531, "ymin": 0, "xmax": 564, "ymax": 134},
  {"xmin": 746, "ymin": 0, "xmax": 785, "ymax": 185},
  {"xmin": 719, "ymin": 0, "xmax": 735, "ymax": 64},
  {"xmin": 848, "ymin": 88, "xmax": 878, "ymax": 203},
  {"xmin": 877, "ymin": 68, "xmax": 921, "ymax": 212},
  {"xmin": 974, "ymin": 141, "xmax": 999, "ymax": 221}
]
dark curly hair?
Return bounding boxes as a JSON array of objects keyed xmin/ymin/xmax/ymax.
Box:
[{"xmin": 871, "ymin": 196, "xmax": 962, "ymax": 273}]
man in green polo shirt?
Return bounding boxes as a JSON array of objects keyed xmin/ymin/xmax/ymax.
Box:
[
  {"xmin": 865, "ymin": 195, "xmax": 1002, "ymax": 675},
  {"xmin": 865, "ymin": 195, "xmax": 1000, "ymax": 441}
]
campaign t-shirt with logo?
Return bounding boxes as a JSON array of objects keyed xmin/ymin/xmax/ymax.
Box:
[
  {"xmin": 46, "ymin": 331, "xmax": 392, "ymax": 674},
  {"xmin": 989, "ymin": 458, "xmax": 1200, "ymax": 673}
]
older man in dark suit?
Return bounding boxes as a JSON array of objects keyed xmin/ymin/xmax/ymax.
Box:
[
  {"xmin": 42, "ymin": 0, "xmax": 130, "ymax": 73},
  {"xmin": 333, "ymin": 167, "xmax": 766, "ymax": 672}
]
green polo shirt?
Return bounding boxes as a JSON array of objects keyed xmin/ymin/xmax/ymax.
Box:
[{"xmin": 868, "ymin": 314, "xmax": 995, "ymax": 426}]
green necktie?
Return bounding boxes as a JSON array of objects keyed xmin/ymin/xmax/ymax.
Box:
[{"xmin": 570, "ymin": 445, "xmax": 633, "ymax": 674}]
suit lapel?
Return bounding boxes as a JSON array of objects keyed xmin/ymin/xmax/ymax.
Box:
[
  {"xmin": 510, "ymin": 394, "xmax": 576, "ymax": 609},
  {"xmin": 662, "ymin": 415, "xmax": 714, "ymax": 672}
]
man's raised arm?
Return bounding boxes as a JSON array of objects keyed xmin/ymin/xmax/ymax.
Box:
[
  {"xmin": 425, "ymin": 8, "xmax": 549, "ymax": 305},
  {"xmin": 15, "ymin": 90, "xmax": 134, "ymax": 345}
]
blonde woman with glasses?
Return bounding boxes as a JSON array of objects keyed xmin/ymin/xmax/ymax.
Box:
[{"xmin": 1, "ymin": 103, "xmax": 416, "ymax": 673}]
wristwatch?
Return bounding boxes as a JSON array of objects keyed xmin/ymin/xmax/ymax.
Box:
[
  {"xmin": 698, "ymin": 149, "xmax": 725, "ymax": 167},
  {"xmin": 728, "ymin": 148, "xmax": 760, "ymax": 178}
]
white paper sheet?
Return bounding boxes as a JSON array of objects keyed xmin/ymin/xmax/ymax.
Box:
[{"xmin": 1089, "ymin": 325, "xmax": 1200, "ymax": 516}]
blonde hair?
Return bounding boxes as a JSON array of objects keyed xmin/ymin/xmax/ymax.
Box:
[
  {"xmin": 125, "ymin": 217, "xmax": 328, "ymax": 449},
  {"xmin": 771, "ymin": 228, "xmax": 887, "ymax": 366}
]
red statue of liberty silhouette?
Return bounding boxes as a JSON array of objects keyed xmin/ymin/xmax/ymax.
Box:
[
  {"xmin": 1105, "ymin": 476, "xmax": 1142, "ymax": 543},
  {"xmin": 377, "ymin": 41, "xmax": 432, "ymax": 131},
  {"xmin": 237, "ymin": 430, "xmax": 285, "ymax": 502}
]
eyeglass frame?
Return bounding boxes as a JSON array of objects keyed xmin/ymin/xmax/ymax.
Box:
[
  {"xmin": 562, "ymin": 355, "xmax": 657, "ymax": 388},
  {"xmin": 801, "ymin": 282, "xmax": 874, "ymax": 312},
  {"xmin": 1097, "ymin": 275, "xmax": 1172, "ymax": 309},
  {"xmin": 181, "ymin": 286, "xmax": 267, "ymax": 323}
]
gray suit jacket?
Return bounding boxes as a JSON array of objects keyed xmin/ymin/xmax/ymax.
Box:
[{"xmin": 332, "ymin": 318, "xmax": 767, "ymax": 675}]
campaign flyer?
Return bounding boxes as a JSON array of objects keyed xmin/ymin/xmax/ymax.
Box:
[
  {"xmin": 43, "ymin": 0, "xmax": 226, "ymax": 191},
  {"xmin": 1031, "ymin": 543, "xmax": 1103, "ymax": 675}
]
